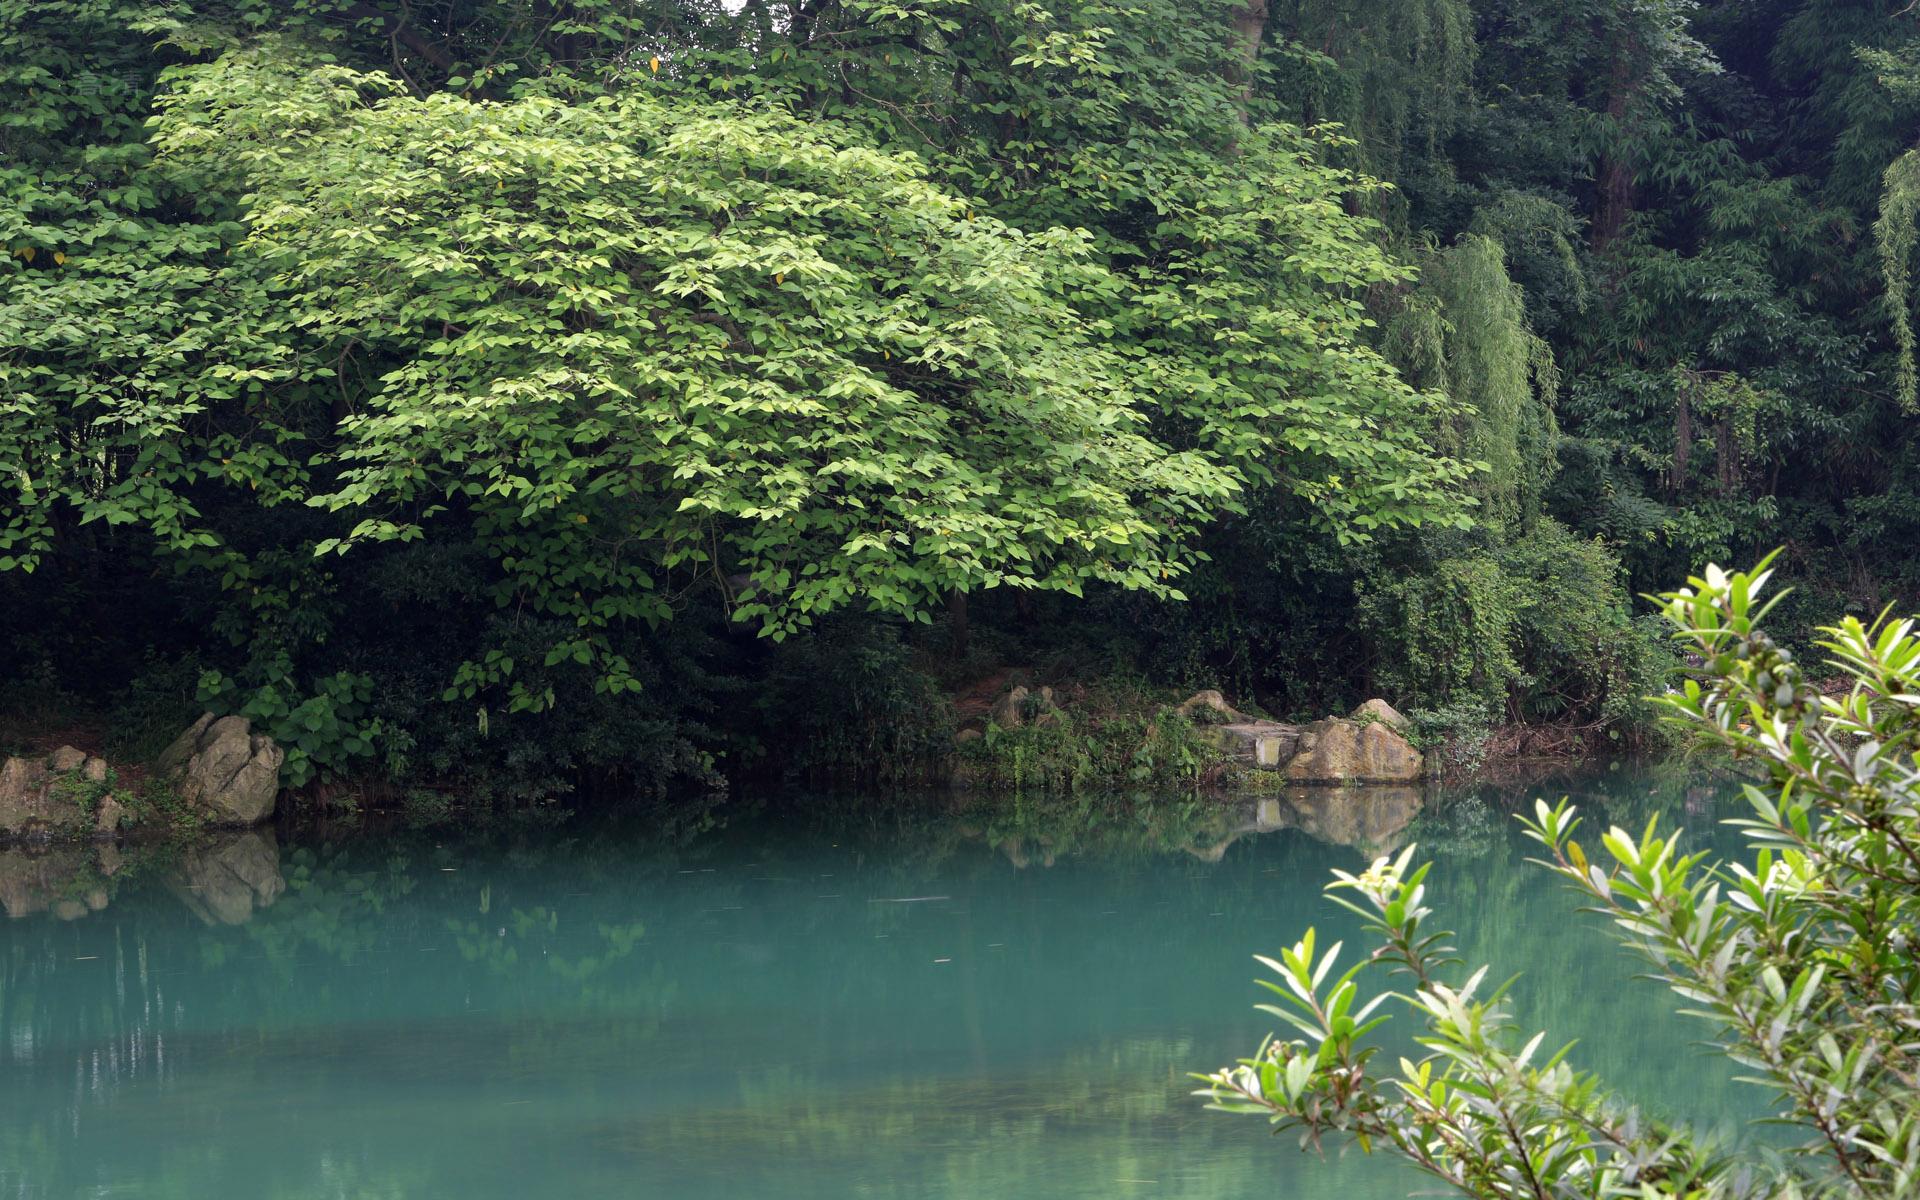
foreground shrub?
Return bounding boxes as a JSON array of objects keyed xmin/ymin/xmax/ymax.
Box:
[{"xmin": 1201, "ymin": 555, "xmax": 1920, "ymax": 1196}]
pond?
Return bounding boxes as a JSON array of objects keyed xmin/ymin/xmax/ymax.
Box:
[{"xmin": 0, "ymin": 765, "xmax": 1753, "ymax": 1199}]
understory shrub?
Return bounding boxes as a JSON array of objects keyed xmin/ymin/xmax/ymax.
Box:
[
  {"xmin": 954, "ymin": 684, "xmax": 1220, "ymax": 794},
  {"xmin": 755, "ymin": 617, "xmax": 955, "ymax": 787},
  {"xmin": 1358, "ymin": 520, "xmax": 1673, "ymax": 744}
]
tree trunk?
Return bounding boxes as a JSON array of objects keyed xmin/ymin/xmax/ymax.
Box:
[
  {"xmin": 1671, "ymin": 386, "xmax": 1691, "ymax": 494},
  {"xmin": 1716, "ymin": 418, "xmax": 1740, "ymax": 497},
  {"xmin": 1227, "ymin": 0, "xmax": 1270, "ymax": 125},
  {"xmin": 949, "ymin": 588, "xmax": 969, "ymax": 659},
  {"xmin": 1593, "ymin": 28, "xmax": 1640, "ymax": 251}
]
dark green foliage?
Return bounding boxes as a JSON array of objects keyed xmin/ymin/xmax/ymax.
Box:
[
  {"xmin": 1356, "ymin": 522, "xmax": 1668, "ymax": 734},
  {"xmin": 6, "ymin": 0, "xmax": 1920, "ymax": 809},
  {"xmin": 755, "ymin": 618, "xmax": 955, "ymax": 787}
]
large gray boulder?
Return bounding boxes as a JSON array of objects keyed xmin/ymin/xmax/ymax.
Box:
[
  {"xmin": 1177, "ymin": 689, "xmax": 1244, "ymax": 720},
  {"xmin": 0, "ymin": 757, "xmax": 52, "ymax": 835},
  {"xmin": 158, "ymin": 714, "xmax": 285, "ymax": 826}
]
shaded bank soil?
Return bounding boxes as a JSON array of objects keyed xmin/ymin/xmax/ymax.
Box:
[{"xmin": 0, "ymin": 660, "xmax": 1665, "ymax": 831}]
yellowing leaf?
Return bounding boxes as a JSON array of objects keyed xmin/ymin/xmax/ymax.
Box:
[
  {"xmin": 52, "ymin": 251, "xmax": 67, "ymax": 265},
  {"xmin": 649, "ymin": 56, "xmax": 660, "ymax": 73}
]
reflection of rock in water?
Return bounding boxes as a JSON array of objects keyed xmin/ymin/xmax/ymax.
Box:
[
  {"xmin": 167, "ymin": 830, "xmax": 286, "ymax": 925},
  {"xmin": 0, "ymin": 832, "xmax": 286, "ymax": 923},
  {"xmin": 0, "ymin": 845, "xmax": 121, "ymax": 919},
  {"xmin": 1186, "ymin": 786, "xmax": 1425, "ymax": 862},
  {"xmin": 1277, "ymin": 787, "xmax": 1424, "ymax": 856},
  {"xmin": 995, "ymin": 837, "xmax": 1056, "ymax": 869},
  {"xmin": 968, "ymin": 786, "xmax": 1427, "ymax": 867}
]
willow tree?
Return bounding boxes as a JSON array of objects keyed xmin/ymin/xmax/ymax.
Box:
[
  {"xmin": 1264, "ymin": 0, "xmax": 1477, "ymax": 197},
  {"xmin": 1868, "ymin": 37, "xmax": 1920, "ymax": 410},
  {"xmin": 1388, "ymin": 235, "xmax": 1559, "ymax": 534}
]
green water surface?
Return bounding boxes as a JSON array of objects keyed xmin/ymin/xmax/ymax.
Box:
[{"xmin": 0, "ymin": 767, "xmax": 1751, "ymax": 1198}]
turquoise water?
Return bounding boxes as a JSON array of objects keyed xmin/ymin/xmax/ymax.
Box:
[{"xmin": 0, "ymin": 768, "xmax": 1750, "ymax": 1198}]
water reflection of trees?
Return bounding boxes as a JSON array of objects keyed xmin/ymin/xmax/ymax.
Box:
[
  {"xmin": 799, "ymin": 784, "xmax": 1431, "ymax": 875},
  {"xmin": 0, "ymin": 765, "xmax": 1759, "ymax": 1199}
]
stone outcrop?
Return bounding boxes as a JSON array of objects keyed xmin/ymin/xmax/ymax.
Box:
[
  {"xmin": 0, "ymin": 747, "xmax": 118, "ymax": 840},
  {"xmin": 986, "ymin": 685, "xmax": 1059, "ymax": 731},
  {"xmin": 1202, "ymin": 722, "xmax": 1301, "ymax": 767},
  {"xmin": 0, "ymin": 756, "xmax": 51, "ymax": 833},
  {"xmin": 1283, "ymin": 714, "xmax": 1424, "ymax": 785},
  {"xmin": 956, "ymin": 685, "xmax": 1423, "ymax": 786},
  {"xmin": 1351, "ymin": 698, "xmax": 1410, "ymax": 730},
  {"xmin": 1177, "ymin": 689, "xmax": 1243, "ymax": 720},
  {"xmin": 157, "ymin": 714, "xmax": 285, "ymax": 826},
  {"xmin": 1200, "ymin": 697, "xmax": 1424, "ymax": 784},
  {"xmin": 988, "ymin": 686, "xmax": 1030, "ymax": 729}
]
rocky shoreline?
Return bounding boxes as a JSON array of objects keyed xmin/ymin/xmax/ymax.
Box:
[
  {"xmin": 0, "ymin": 713, "xmax": 285, "ymax": 843},
  {"xmin": 3, "ymin": 688, "xmax": 1429, "ymax": 843},
  {"xmin": 958, "ymin": 682, "xmax": 1427, "ymax": 789}
]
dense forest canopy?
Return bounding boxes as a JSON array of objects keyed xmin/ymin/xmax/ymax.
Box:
[{"xmin": 6, "ymin": 0, "xmax": 1920, "ymax": 801}]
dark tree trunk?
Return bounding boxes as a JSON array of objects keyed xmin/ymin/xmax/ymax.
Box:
[
  {"xmin": 1671, "ymin": 387, "xmax": 1691, "ymax": 494},
  {"xmin": 949, "ymin": 588, "xmax": 969, "ymax": 659},
  {"xmin": 1594, "ymin": 29, "xmax": 1641, "ymax": 251},
  {"xmin": 1716, "ymin": 418, "xmax": 1740, "ymax": 497}
]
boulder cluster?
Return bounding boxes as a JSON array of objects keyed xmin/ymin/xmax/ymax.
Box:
[
  {"xmin": 0, "ymin": 713, "xmax": 285, "ymax": 842},
  {"xmin": 960, "ymin": 680, "xmax": 1425, "ymax": 785},
  {"xmin": 1190, "ymin": 696, "xmax": 1425, "ymax": 784},
  {"xmin": 0, "ymin": 746, "xmax": 124, "ymax": 840}
]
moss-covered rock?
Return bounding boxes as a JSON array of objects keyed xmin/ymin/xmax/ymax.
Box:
[
  {"xmin": 0, "ymin": 747, "xmax": 123, "ymax": 840},
  {"xmin": 1282, "ymin": 716, "xmax": 1424, "ymax": 784}
]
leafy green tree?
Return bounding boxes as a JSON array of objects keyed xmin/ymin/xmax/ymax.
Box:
[
  {"xmin": 138, "ymin": 45, "xmax": 1468, "ymax": 712},
  {"xmin": 21, "ymin": 0, "xmax": 1920, "ymax": 795},
  {"xmin": 1202, "ymin": 555, "xmax": 1920, "ymax": 1195},
  {"xmin": 0, "ymin": 1, "xmax": 313, "ymax": 577}
]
